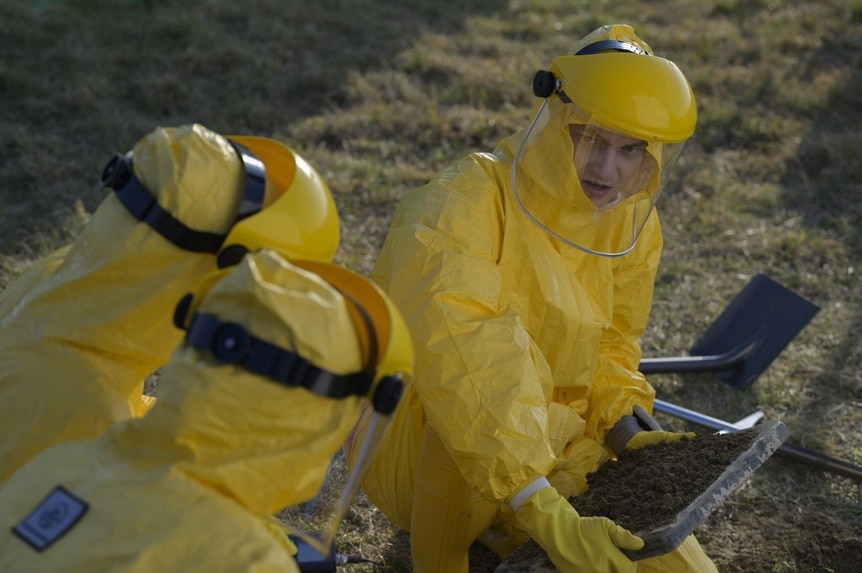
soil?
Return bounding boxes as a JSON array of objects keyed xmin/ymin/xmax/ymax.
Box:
[
  {"xmin": 494, "ymin": 426, "xmax": 862, "ymax": 572},
  {"xmin": 569, "ymin": 428, "xmax": 763, "ymax": 535},
  {"xmin": 694, "ymin": 499, "xmax": 862, "ymax": 573}
]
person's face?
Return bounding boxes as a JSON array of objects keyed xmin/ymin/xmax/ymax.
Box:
[{"xmin": 569, "ymin": 124, "xmax": 648, "ymax": 208}]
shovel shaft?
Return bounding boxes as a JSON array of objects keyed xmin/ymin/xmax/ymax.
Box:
[
  {"xmin": 775, "ymin": 441, "xmax": 862, "ymax": 483},
  {"xmin": 653, "ymin": 399, "xmax": 862, "ymax": 483},
  {"xmin": 653, "ymin": 399, "xmax": 740, "ymax": 432},
  {"xmin": 639, "ymin": 338, "xmax": 760, "ymax": 374}
]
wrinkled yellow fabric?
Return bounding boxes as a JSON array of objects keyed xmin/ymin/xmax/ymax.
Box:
[
  {"xmin": 355, "ymin": 21, "xmax": 668, "ymax": 553},
  {"xmin": 354, "ymin": 140, "xmax": 722, "ymax": 573},
  {"xmin": 0, "ymin": 439, "xmax": 302, "ymax": 573},
  {"xmin": 514, "ymin": 486, "xmax": 642, "ymax": 572},
  {"xmin": 360, "ymin": 128, "xmax": 660, "ymax": 530},
  {"xmin": 0, "ymin": 124, "xmax": 244, "ymax": 481},
  {"xmin": 264, "ymin": 520, "xmax": 299, "ymax": 556},
  {"xmin": 0, "ymin": 251, "xmax": 362, "ymax": 571},
  {"xmin": 353, "ymin": 23, "xmax": 718, "ymax": 571}
]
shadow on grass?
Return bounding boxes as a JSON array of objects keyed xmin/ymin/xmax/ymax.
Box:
[
  {"xmin": 777, "ymin": 27, "xmax": 862, "ymax": 449},
  {"xmin": 0, "ymin": 0, "xmax": 503, "ymax": 259}
]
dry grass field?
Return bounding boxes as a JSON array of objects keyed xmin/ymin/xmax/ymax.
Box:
[{"xmin": 1, "ymin": 0, "xmax": 860, "ymax": 571}]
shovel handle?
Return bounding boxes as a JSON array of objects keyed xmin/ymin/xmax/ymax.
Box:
[
  {"xmin": 653, "ymin": 399, "xmax": 862, "ymax": 483},
  {"xmin": 775, "ymin": 441, "xmax": 862, "ymax": 483},
  {"xmin": 639, "ymin": 337, "xmax": 760, "ymax": 374}
]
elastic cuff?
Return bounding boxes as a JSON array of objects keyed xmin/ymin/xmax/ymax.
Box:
[
  {"xmin": 507, "ymin": 477, "xmax": 551, "ymax": 512},
  {"xmin": 605, "ymin": 415, "xmax": 641, "ymax": 456}
]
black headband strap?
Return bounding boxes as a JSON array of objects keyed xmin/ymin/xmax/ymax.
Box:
[
  {"xmin": 575, "ymin": 39, "xmax": 647, "ymax": 56},
  {"xmin": 100, "ymin": 139, "xmax": 267, "ymax": 253},
  {"xmin": 184, "ymin": 312, "xmax": 373, "ymax": 399}
]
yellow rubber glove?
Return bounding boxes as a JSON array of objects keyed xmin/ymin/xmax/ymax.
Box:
[
  {"xmin": 626, "ymin": 430, "xmax": 695, "ymax": 450},
  {"xmin": 513, "ymin": 484, "xmax": 643, "ymax": 573}
]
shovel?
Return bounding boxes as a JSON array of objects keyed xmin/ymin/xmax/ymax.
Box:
[
  {"xmin": 652, "ymin": 399, "xmax": 862, "ymax": 483},
  {"xmin": 638, "ymin": 275, "xmax": 862, "ymax": 481},
  {"xmin": 639, "ymin": 274, "xmax": 820, "ymax": 388}
]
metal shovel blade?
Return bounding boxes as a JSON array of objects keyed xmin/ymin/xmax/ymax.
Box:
[{"xmin": 640, "ymin": 274, "xmax": 820, "ymax": 388}]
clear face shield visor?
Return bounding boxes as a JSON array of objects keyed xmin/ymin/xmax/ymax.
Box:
[
  {"xmin": 512, "ymin": 96, "xmax": 689, "ymax": 257},
  {"xmin": 281, "ymin": 377, "xmax": 405, "ymax": 558},
  {"xmin": 276, "ymin": 261, "xmax": 414, "ymax": 559}
]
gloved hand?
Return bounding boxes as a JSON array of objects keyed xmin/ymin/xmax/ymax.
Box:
[
  {"xmin": 512, "ymin": 482, "xmax": 642, "ymax": 573},
  {"xmin": 606, "ymin": 405, "xmax": 695, "ymax": 455},
  {"xmin": 626, "ymin": 429, "xmax": 694, "ymax": 450}
]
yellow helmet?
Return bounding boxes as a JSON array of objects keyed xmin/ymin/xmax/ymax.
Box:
[
  {"xmin": 217, "ymin": 136, "xmax": 341, "ymax": 267},
  {"xmin": 535, "ymin": 50, "xmax": 697, "ymax": 143},
  {"xmin": 511, "ymin": 25, "xmax": 697, "ymax": 257},
  {"xmin": 99, "ymin": 126, "xmax": 340, "ymax": 263},
  {"xmin": 170, "ymin": 254, "xmax": 414, "ymax": 558},
  {"xmin": 293, "ymin": 260, "xmax": 414, "ymax": 414},
  {"xmin": 173, "ymin": 258, "xmax": 413, "ymax": 413},
  {"xmin": 534, "ymin": 23, "xmax": 697, "ymax": 143}
]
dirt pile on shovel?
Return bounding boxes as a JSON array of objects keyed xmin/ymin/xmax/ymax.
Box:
[
  {"xmin": 570, "ymin": 427, "xmax": 762, "ymax": 535},
  {"xmin": 497, "ymin": 425, "xmax": 784, "ymax": 571}
]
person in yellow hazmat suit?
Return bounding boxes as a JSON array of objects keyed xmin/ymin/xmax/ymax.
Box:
[
  {"xmin": 0, "ymin": 249, "xmax": 414, "ymax": 572},
  {"xmin": 345, "ymin": 24, "xmax": 719, "ymax": 572},
  {"xmin": 0, "ymin": 123, "xmax": 341, "ymax": 482}
]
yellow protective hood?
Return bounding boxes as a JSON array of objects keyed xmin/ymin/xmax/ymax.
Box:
[
  {"xmin": 0, "ymin": 124, "xmax": 253, "ymax": 481},
  {"xmin": 104, "ymin": 251, "xmax": 364, "ymax": 514},
  {"xmin": 506, "ymin": 23, "xmax": 692, "ymax": 257},
  {"xmin": 359, "ymin": 146, "xmax": 658, "ymax": 521},
  {"xmin": 131, "ymin": 123, "xmax": 248, "ymax": 236},
  {"xmin": 501, "ymin": 98, "xmax": 659, "ymax": 256},
  {"xmin": 0, "ymin": 123, "xmax": 347, "ymax": 486},
  {"xmin": 507, "ymin": 23, "xmax": 658, "ymax": 222}
]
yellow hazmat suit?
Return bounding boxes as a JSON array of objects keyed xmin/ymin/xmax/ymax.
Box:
[
  {"xmin": 0, "ymin": 124, "xmax": 339, "ymax": 482},
  {"xmin": 0, "ymin": 250, "xmax": 410, "ymax": 572},
  {"xmin": 351, "ymin": 24, "xmax": 717, "ymax": 572}
]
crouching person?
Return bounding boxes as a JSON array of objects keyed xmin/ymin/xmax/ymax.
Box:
[
  {"xmin": 0, "ymin": 123, "xmax": 341, "ymax": 482},
  {"xmin": 0, "ymin": 250, "xmax": 413, "ymax": 572}
]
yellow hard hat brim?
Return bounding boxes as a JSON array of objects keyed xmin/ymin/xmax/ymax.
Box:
[
  {"xmin": 221, "ymin": 137, "xmax": 340, "ymax": 264},
  {"xmin": 550, "ymin": 53, "xmax": 697, "ymax": 142}
]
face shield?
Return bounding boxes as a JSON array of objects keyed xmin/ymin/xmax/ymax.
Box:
[
  {"xmin": 513, "ymin": 48, "xmax": 697, "ymax": 257},
  {"xmin": 218, "ymin": 136, "xmax": 341, "ymax": 267},
  {"xmin": 275, "ymin": 261, "xmax": 414, "ymax": 558}
]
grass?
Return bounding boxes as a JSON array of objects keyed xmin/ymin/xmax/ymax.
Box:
[{"xmin": 2, "ymin": 0, "xmax": 860, "ymax": 570}]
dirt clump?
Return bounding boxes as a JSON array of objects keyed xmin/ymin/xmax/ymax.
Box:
[
  {"xmin": 498, "ymin": 427, "xmax": 782, "ymax": 571},
  {"xmin": 570, "ymin": 428, "xmax": 761, "ymax": 535},
  {"xmin": 496, "ymin": 426, "xmax": 862, "ymax": 572}
]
